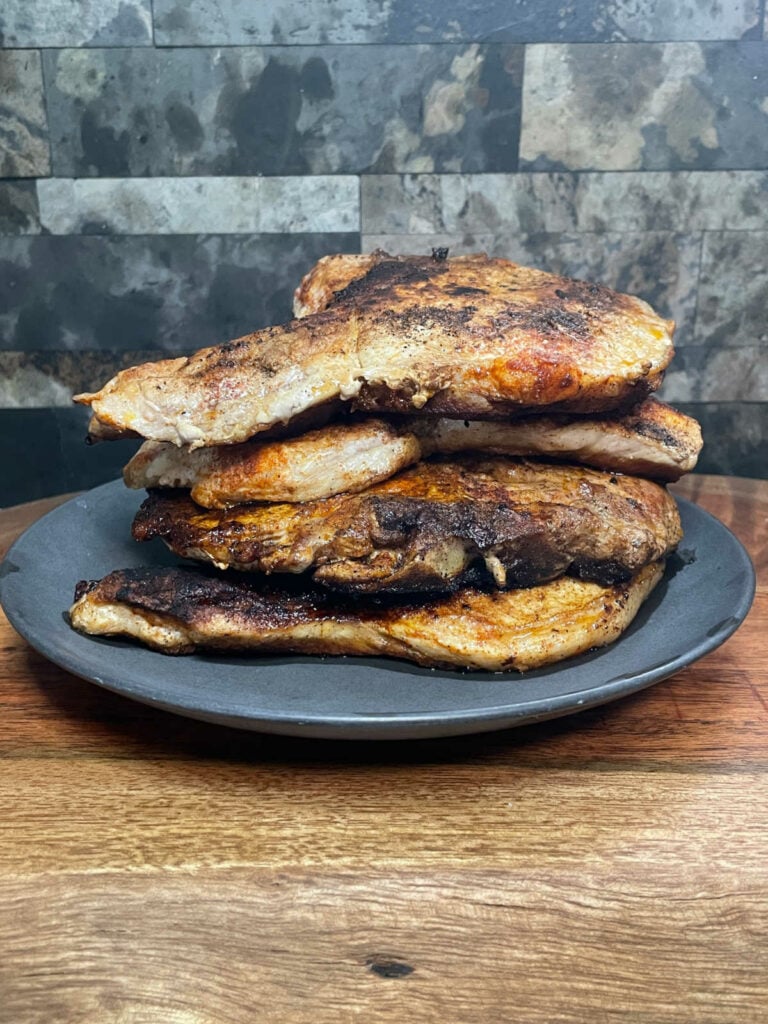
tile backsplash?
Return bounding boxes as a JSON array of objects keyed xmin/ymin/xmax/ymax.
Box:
[{"xmin": 1, "ymin": 0, "xmax": 766, "ymax": 503}]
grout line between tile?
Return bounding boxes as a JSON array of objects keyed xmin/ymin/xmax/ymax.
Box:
[
  {"xmin": 5, "ymin": 36, "xmax": 767, "ymax": 51},
  {"xmin": 35, "ymin": 48, "xmax": 54, "ymax": 182},
  {"xmin": 689, "ymin": 232, "xmax": 707, "ymax": 346},
  {"xmin": 148, "ymin": 0, "xmax": 157, "ymax": 47},
  {"xmin": 356, "ymin": 174, "xmax": 364, "ymax": 245}
]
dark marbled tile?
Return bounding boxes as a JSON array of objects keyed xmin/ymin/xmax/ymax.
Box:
[
  {"xmin": 0, "ymin": 233, "xmax": 360, "ymax": 353},
  {"xmin": 153, "ymin": 0, "xmax": 762, "ymax": 45},
  {"xmin": 521, "ymin": 42, "xmax": 768, "ymax": 171},
  {"xmin": 0, "ymin": 1, "xmax": 152, "ymax": 47},
  {"xmin": 363, "ymin": 231, "xmax": 701, "ymax": 343},
  {"xmin": 44, "ymin": 44, "xmax": 522, "ymax": 177},
  {"xmin": 695, "ymin": 231, "xmax": 768, "ymax": 349},
  {"xmin": 361, "ymin": 176, "xmax": 446, "ymax": 235},
  {"xmin": 37, "ymin": 176, "xmax": 359, "ymax": 235},
  {"xmin": 675, "ymin": 402, "xmax": 768, "ymax": 479},
  {"xmin": 0, "ymin": 51, "xmax": 50, "ymax": 178},
  {"xmin": 0, "ymin": 182, "xmax": 40, "ymax": 235},
  {"xmin": 362, "ymin": 171, "xmax": 768, "ymax": 234},
  {"xmin": 0, "ymin": 407, "xmax": 141, "ymax": 507},
  {"xmin": 379, "ymin": 0, "xmax": 764, "ymax": 43},
  {"xmin": 0, "ymin": 351, "xmax": 158, "ymax": 407},
  {"xmin": 660, "ymin": 345, "xmax": 768, "ymax": 402}
]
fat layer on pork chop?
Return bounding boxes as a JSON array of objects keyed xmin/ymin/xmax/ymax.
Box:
[
  {"xmin": 70, "ymin": 561, "xmax": 664, "ymax": 671},
  {"xmin": 76, "ymin": 252, "xmax": 674, "ymax": 447},
  {"xmin": 131, "ymin": 457, "xmax": 682, "ymax": 594},
  {"xmin": 123, "ymin": 397, "xmax": 702, "ymax": 507}
]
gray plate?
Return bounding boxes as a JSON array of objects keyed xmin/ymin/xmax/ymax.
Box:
[{"xmin": 0, "ymin": 480, "xmax": 756, "ymax": 740}]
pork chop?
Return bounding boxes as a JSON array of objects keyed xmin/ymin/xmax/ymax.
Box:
[
  {"xmin": 131, "ymin": 458, "xmax": 682, "ymax": 594},
  {"xmin": 76, "ymin": 252, "xmax": 675, "ymax": 447},
  {"xmin": 123, "ymin": 397, "xmax": 702, "ymax": 507},
  {"xmin": 69, "ymin": 561, "xmax": 664, "ymax": 671}
]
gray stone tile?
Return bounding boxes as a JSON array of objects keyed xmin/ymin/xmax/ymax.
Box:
[
  {"xmin": 674, "ymin": 402, "xmax": 768, "ymax": 479},
  {"xmin": 361, "ymin": 176, "xmax": 446, "ymax": 234},
  {"xmin": 0, "ymin": 233, "xmax": 360, "ymax": 353},
  {"xmin": 363, "ymin": 233, "xmax": 502, "ymax": 272},
  {"xmin": 661, "ymin": 346, "xmax": 768, "ymax": 401},
  {"xmin": 0, "ymin": 350, "xmax": 156, "ymax": 407},
  {"xmin": 695, "ymin": 231, "xmax": 768, "ymax": 348},
  {"xmin": 37, "ymin": 177, "xmax": 359, "ymax": 235},
  {"xmin": 153, "ymin": 0, "xmax": 762, "ymax": 45},
  {"xmin": 363, "ymin": 231, "xmax": 701, "ymax": 343},
  {"xmin": 153, "ymin": 0, "xmax": 390, "ymax": 45},
  {"xmin": 44, "ymin": 44, "xmax": 522, "ymax": 177},
  {"xmin": 594, "ymin": 2, "xmax": 762, "ymax": 42},
  {"xmin": 520, "ymin": 42, "xmax": 768, "ymax": 171},
  {"xmin": 0, "ymin": 51, "xmax": 50, "ymax": 178},
  {"xmin": 0, "ymin": 407, "xmax": 141, "ymax": 507},
  {"xmin": 362, "ymin": 171, "xmax": 768, "ymax": 234},
  {"xmin": 0, "ymin": 182, "xmax": 39, "ymax": 235},
  {"xmin": 0, "ymin": 0, "xmax": 152, "ymax": 46}
]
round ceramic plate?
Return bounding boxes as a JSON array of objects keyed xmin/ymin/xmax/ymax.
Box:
[{"xmin": 0, "ymin": 480, "xmax": 756, "ymax": 740}]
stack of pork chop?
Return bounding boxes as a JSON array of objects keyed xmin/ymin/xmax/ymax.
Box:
[{"xmin": 69, "ymin": 251, "xmax": 701, "ymax": 671}]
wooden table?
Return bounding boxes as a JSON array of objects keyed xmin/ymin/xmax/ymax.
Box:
[{"xmin": 1, "ymin": 475, "xmax": 766, "ymax": 1023}]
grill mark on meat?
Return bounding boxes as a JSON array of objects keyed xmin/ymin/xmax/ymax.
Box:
[{"xmin": 631, "ymin": 417, "xmax": 681, "ymax": 448}]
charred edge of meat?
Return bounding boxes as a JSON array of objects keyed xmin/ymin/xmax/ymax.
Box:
[
  {"xmin": 329, "ymin": 254, "xmax": 450, "ymax": 307},
  {"xmin": 74, "ymin": 579, "xmax": 100, "ymax": 601},
  {"xmin": 352, "ymin": 375, "xmax": 662, "ymax": 418},
  {"xmin": 71, "ymin": 563, "xmax": 542, "ymax": 629},
  {"xmin": 186, "ymin": 314, "xmax": 338, "ymax": 379},
  {"xmin": 569, "ymin": 558, "xmax": 632, "ymax": 586},
  {"xmin": 131, "ymin": 487, "xmax": 661, "ymax": 592},
  {"xmin": 548, "ymin": 277, "xmax": 636, "ymax": 316}
]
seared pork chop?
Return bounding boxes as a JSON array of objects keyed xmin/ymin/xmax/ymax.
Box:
[
  {"xmin": 123, "ymin": 397, "xmax": 702, "ymax": 507},
  {"xmin": 132, "ymin": 458, "xmax": 682, "ymax": 593},
  {"xmin": 70, "ymin": 561, "xmax": 664, "ymax": 671},
  {"xmin": 76, "ymin": 253, "xmax": 674, "ymax": 447},
  {"xmin": 124, "ymin": 418, "xmax": 423, "ymax": 506}
]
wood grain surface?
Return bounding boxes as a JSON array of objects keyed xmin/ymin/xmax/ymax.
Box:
[{"xmin": 1, "ymin": 475, "xmax": 767, "ymax": 1023}]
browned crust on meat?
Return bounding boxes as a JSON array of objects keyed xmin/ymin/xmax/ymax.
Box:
[
  {"xmin": 131, "ymin": 457, "xmax": 681, "ymax": 593},
  {"xmin": 123, "ymin": 397, "xmax": 702, "ymax": 509},
  {"xmin": 77, "ymin": 253, "xmax": 675, "ymax": 446},
  {"xmin": 69, "ymin": 561, "xmax": 665, "ymax": 670},
  {"xmin": 293, "ymin": 252, "xmax": 379, "ymax": 317}
]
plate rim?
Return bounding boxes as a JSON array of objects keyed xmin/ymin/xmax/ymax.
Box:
[{"xmin": 0, "ymin": 479, "xmax": 757, "ymax": 740}]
